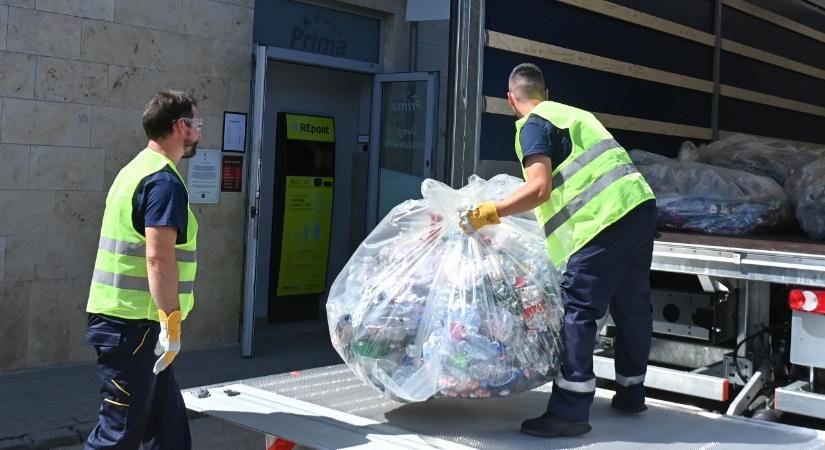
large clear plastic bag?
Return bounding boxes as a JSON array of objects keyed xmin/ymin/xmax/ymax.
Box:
[
  {"xmin": 786, "ymin": 159, "xmax": 825, "ymax": 240},
  {"xmin": 786, "ymin": 149, "xmax": 825, "ymax": 206},
  {"xmin": 630, "ymin": 150, "xmax": 792, "ymax": 234},
  {"xmin": 689, "ymin": 134, "xmax": 818, "ymax": 186},
  {"xmin": 327, "ymin": 175, "xmax": 564, "ymax": 402}
]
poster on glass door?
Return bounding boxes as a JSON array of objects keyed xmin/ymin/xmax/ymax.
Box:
[{"xmin": 377, "ymin": 80, "xmax": 429, "ymax": 219}]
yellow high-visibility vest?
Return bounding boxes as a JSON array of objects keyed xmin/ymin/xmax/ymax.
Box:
[
  {"xmin": 515, "ymin": 101, "xmax": 655, "ymax": 266},
  {"xmin": 87, "ymin": 148, "xmax": 198, "ymax": 321}
]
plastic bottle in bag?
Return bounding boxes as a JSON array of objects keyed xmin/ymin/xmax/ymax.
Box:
[{"xmin": 326, "ymin": 175, "xmax": 564, "ymax": 402}]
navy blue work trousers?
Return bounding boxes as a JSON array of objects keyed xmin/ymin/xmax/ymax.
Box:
[
  {"xmin": 547, "ymin": 200, "xmax": 657, "ymax": 422},
  {"xmin": 84, "ymin": 314, "xmax": 191, "ymax": 450}
]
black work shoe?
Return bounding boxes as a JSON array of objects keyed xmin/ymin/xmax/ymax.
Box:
[
  {"xmin": 611, "ymin": 395, "xmax": 648, "ymax": 414},
  {"xmin": 520, "ymin": 412, "xmax": 592, "ymax": 438}
]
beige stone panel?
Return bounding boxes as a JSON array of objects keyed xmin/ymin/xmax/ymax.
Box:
[
  {"xmin": 7, "ymin": 7, "xmax": 81, "ymax": 59},
  {"xmin": 0, "ymin": 98, "xmax": 91, "ymax": 146},
  {"xmin": 0, "ymin": 189, "xmax": 54, "ymax": 235},
  {"xmin": 0, "ymin": 236, "xmax": 5, "ymax": 282},
  {"xmin": 149, "ymin": 29, "xmax": 214, "ymax": 76},
  {"xmin": 187, "ymin": 268, "xmax": 241, "ymax": 348},
  {"xmin": 0, "ymin": 280, "xmax": 31, "ymax": 371},
  {"xmin": 196, "ymin": 115, "xmax": 223, "ymax": 149},
  {"xmin": 186, "ymin": 0, "xmax": 254, "ymax": 44},
  {"xmin": 104, "ymin": 147, "xmax": 140, "ymax": 188},
  {"xmin": 91, "ymin": 106, "xmax": 145, "ymax": 150},
  {"xmin": 65, "ymin": 232, "xmax": 98, "ymax": 281},
  {"xmin": 0, "ymin": 0, "xmax": 34, "ymax": 7},
  {"xmin": 65, "ymin": 232, "xmax": 98, "ymax": 280},
  {"xmin": 35, "ymin": 56, "xmax": 109, "ymax": 104},
  {"xmin": 0, "ymin": 6, "xmax": 7, "ymax": 50},
  {"xmin": 176, "ymin": 75, "xmax": 230, "ymax": 117},
  {"xmin": 196, "ymin": 229, "xmax": 244, "ymax": 273},
  {"xmin": 104, "ymin": 66, "xmax": 167, "ymax": 110},
  {"xmin": 68, "ymin": 277, "xmax": 95, "ymax": 362},
  {"xmin": 4, "ymin": 233, "xmax": 67, "ymax": 281},
  {"xmin": 212, "ymin": 38, "xmax": 252, "ymax": 81},
  {"xmin": 35, "ymin": 0, "xmax": 115, "ymax": 20},
  {"xmin": 27, "ymin": 278, "xmax": 75, "ymax": 367},
  {"xmin": 0, "ymin": 143, "xmax": 30, "ymax": 189},
  {"xmin": 114, "ymin": 0, "xmax": 192, "ymax": 37},
  {"xmin": 226, "ymin": 80, "xmax": 251, "ymax": 113},
  {"xmin": 81, "ymin": 20, "xmax": 152, "ymax": 68},
  {"xmin": 54, "ymin": 191, "xmax": 105, "ymax": 234},
  {"xmin": 29, "ymin": 146, "xmax": 104, "ymax": 191},
  {"xmin": 0, "ymin": 51, "xmax": 36, "ymax": 99},
  {"xmin": 116, "ymin": 0, "xmax": 251, "ymax": 43},
  {"xmin": 191, "ymin": 192, "xmax": 246, "ymax": 234}
]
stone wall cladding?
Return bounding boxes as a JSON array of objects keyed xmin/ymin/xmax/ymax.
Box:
[{"xmin": 0, "ymin": 0, "xmax": 254, "ymax": 371}]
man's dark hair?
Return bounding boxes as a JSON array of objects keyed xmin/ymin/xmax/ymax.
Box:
[
  {"xmin": 142, "ymin": 90, "xmax": 198, "ymax": 140},
  {"xmin": 509, "ymin": 63, "xmax": 546, "ymax": 101}
]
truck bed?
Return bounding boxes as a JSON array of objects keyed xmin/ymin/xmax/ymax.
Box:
[
  {"xmin": 652, "ymin": 231, "xmax": 825, "ymax": 286},
  {"xmin": 658, "ymin": 231, "xmax": 825, "ymax": 256},
  {"xmin": 183, "ymin": 364, "xmax": 825, "ymax": 449}
]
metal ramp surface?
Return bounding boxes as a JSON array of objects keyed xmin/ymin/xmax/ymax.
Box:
[{"xmin": 184, "ymin": 364, "xmax": 825, "ymax": 449}]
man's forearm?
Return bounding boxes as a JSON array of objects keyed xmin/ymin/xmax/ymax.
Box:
[
  {"xmin": 495, "ymin": 181, "xmax": 550, "ymax": 218},
  {"xmin": 147, "ymin": 256, "xmax": 180, "ymax": 314}
]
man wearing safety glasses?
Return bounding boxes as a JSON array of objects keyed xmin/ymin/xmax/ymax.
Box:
[{"xmin": 84, "ymin": 90, "xmax": 202, "ymax": 449}]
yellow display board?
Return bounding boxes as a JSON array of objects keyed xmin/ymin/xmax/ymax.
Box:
[
  {"xmin": 286, "ymin": 114, "xmax": 335, "ymax": 142},
  {"xmin": 276, "ymin": 175, "xmax": 334, "ymax": 296}
]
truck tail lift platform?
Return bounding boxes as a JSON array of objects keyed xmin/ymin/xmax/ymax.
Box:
[{"xmin": 184, "ymin": 365, "xmax": 825, "ymax": 449}]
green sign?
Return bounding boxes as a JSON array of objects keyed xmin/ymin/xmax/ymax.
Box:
[{"xmin": 276, "ymin": 175, "xmax": 334, "ymax": 296}]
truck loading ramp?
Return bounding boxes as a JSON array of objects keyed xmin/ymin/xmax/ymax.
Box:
[{"xmin": 184, "ymin": 364, "xmax": 825, "ymax": 449}]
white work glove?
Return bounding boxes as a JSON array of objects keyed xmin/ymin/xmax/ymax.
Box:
[{"xmin": 153, "ymin": 310, "xmax": 182, "ymax": 375}]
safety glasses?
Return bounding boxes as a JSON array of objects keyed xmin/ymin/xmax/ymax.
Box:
[{"xmin": 178, "ymin": 117, "xmax": 204, "ymax": 133}]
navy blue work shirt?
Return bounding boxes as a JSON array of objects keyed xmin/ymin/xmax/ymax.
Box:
[
  {"xmin": 132, "ymin": 167, "xmax": 189, "ymax": 244},
  {"xmin": 519, "ymin": 114, "xmax": 573, "ymax": 168}
]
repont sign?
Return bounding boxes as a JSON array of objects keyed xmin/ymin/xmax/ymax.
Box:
[{"xmin": 286, "ymin": 114, "xmax": 335, "ymax": 142}]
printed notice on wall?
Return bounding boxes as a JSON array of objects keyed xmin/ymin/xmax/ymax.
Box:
[
  {"xmin": 222, "ymin": 112, "xmax": 247, "ymax": 152},
  {"xmin": 187, "ymin": 149, "xmax": 221, "ymax": 204},
  {"xmin": 221, "ymin": 155, "xmax": 243, "ymax": 192}
]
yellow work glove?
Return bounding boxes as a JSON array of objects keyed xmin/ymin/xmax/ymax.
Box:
[
  {"xmin": 153, "ymin": 310, "xmax": 182, "ymax": 375},
  {"xmin": 459, "ymin": 202, "xmax": 501, "ymax": 234}
]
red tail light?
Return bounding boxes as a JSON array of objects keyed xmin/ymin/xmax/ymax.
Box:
[{"xmin": 789, "ymin": 289, "xmax": 825, "ymax": 314}]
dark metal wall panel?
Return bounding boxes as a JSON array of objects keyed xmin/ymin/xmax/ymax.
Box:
[
  {"xmin": 746, "ymin": 0, "xmax": 825, "ymax": 32},
  {"xmin": 609, "ymin": 0, "xmax": 715, "ymax": 33},
  {"xmin": 610, "ymin": 129, "xmax": 703, "ymax": 157},
  {"xmin": 722, "ymin": 6, "xmax": 825, "ymax": 71},
  {"xmin": 480, "ymin": 113, "xmax": 696, "ymax": 162},
  {"xmin": 479, "ymin": 114, "xmax": 692, "ymax": 161},
  {"xmin": 483, "ymin": 48, "xmax": 712, "ymax": 128},
  {"xmin": 719, "ymin": 97, "xmax": 825, "ymax": 144},
  {"xmin": 721, "ymin": 51, "xmax": 825, "ymax": 108},
  {"xmin": 485, "ymin": 0, "xmax": 713, "ymax": 80},
  {"xmin": 480, "ymin": 113, "xmax": 518, "ymax": 161}
]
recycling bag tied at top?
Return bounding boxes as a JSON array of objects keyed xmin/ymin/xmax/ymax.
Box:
[{"xmin": 327, "ymin": 175, "xmax": 564, "ymax": 402}]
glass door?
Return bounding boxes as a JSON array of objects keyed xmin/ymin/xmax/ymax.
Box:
[{"xmin": 367, "ymin": 72, "xmax": 439, "ymax": 227}]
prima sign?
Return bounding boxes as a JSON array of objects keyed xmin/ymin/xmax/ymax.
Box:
[
  {"xmin": 289, "ymin": 14, "xmax": 347, "ymax": 57},
  {"xmin": 255, "ymin": 0, "xmax": 380, "ymax": 65}
]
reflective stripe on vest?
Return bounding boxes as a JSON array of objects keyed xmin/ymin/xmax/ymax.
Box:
[
  {"xmin": 551, "ymin": 138, "xmax": 620, "ymax": 189},
  {"xmin": 554, "ymin": 373, "xmax": 596, "ymax": 393},
  {"xmin": 543, "ymin": 164, "xmax": 639, "ymax": 237},
  {"xmin": 513, "ymin": 101, "xmax": 655, "ymax": 266},
  {"xmin": 98, "ymin": 236, "xmax": 198, "ymax": 263},
  {"xmin": 615, "ymin": 373, "xmax": 646, "ymax": 387},
  {"xmin": 92, "ymin": 269, "xmax": 195, "ymax": 294},
  {"xmin": 87, "ymin": 148, "xmax": 198, "ymax": 322}
]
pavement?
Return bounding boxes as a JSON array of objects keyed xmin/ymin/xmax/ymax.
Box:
[{"xmin": 0, "ymin": 320, "xmax": 342, "ymax": 449}]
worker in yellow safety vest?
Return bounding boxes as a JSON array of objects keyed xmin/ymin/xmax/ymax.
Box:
[
  {"xmin": 460, "ymin": 63, "xmax": 657, "ymax": 438},
  {"xmin": 84, "ymin": 91, "xmax": 201, "ymax": 449}
]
